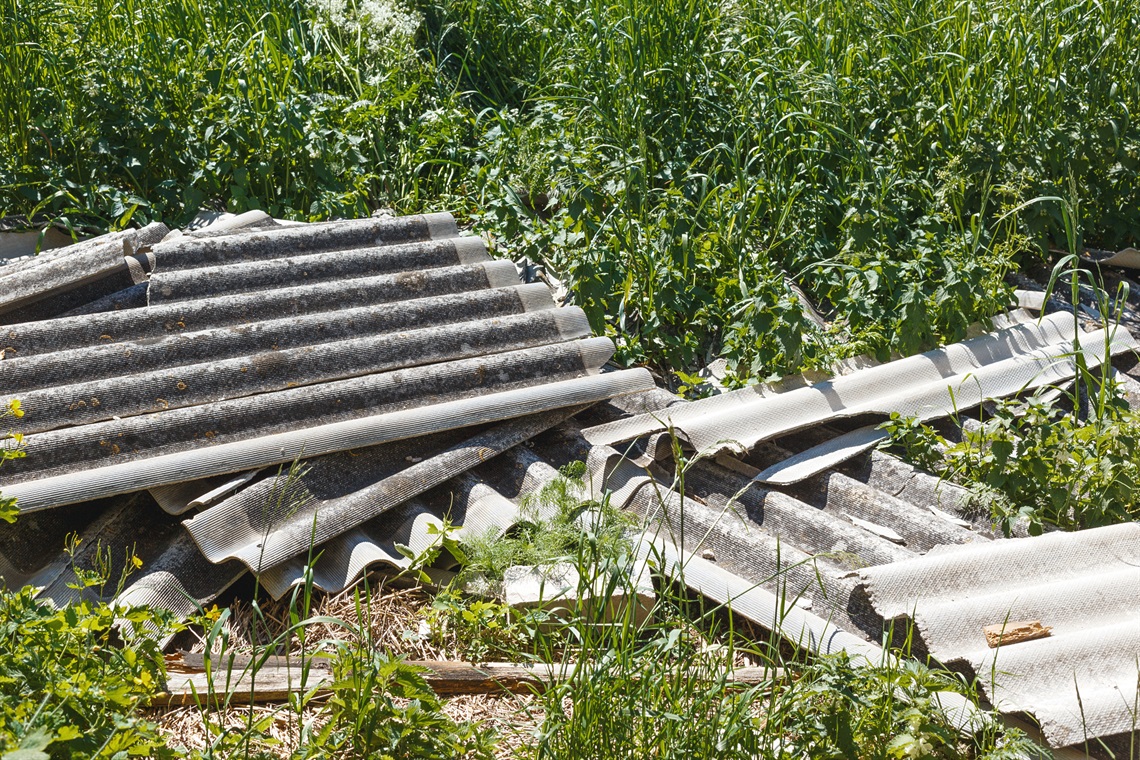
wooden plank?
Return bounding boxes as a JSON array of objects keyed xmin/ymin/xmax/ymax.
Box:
[
  {"xmin": 157, "ymin": 653, "xmax": 784, "ymax": 706},
  {"xmin": 983, "ymin": 620, "xmax": 1052, "ymax": 648}
]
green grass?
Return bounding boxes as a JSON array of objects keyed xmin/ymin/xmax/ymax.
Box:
[
  {"xmin": 455, "ymin": 463, "xmax": 635, "ymax": 584},
  {"xmin": 880, "ymin": 258, "xmax": 1140, "ymax": 536},
  {"xmin": 4, "ymin": 0, "xmax": 1140, "ymax": 382},
  {"xmin": 0, "ymin": 571, "xmax": 177, "ymax": 758},
  {"xmin": 0, "ymin": 0, "xmax": 451, "ymax": 225}
]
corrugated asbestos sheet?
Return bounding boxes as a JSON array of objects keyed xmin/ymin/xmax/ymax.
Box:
[
  {"xmin": 575, "ymin": 312, "xmax": 1140, "ymax": 757},
  {"xmin": 0, "ymin": 211, "xmax": 653, "ymax": 624},
  {"xmin": 860, "ymin": 524, "xmax": 1140, "ymax": 750},
  {"xmin": 4, "ymin": 214, "xmax": 1140, "ymax": 756}
]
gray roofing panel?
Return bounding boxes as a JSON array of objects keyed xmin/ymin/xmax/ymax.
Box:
[
  {"xmin": 5, "ymin": 338, "xmax": 622, "ymax": 483},
  {"xmin": 148, "ymin": 212, "xmax": 457, "ymax": 270},
  {"xmin": 2, "ymin": 211, "xmax": 653, "ymax": 518},
  {"xmin": 5, "ymin": 359, "xmax": 651, "ymax": 511},
  {"xmin": 0, "ymin": 211, "xmax": 657, "ymax": 665},
  {"xmin": 859, "ymin": 524, "xmax": 1140, "ymax": 749},
  {"xmin": 583, "ymin": 313, "xmax": 1138, "ymax": 454}
]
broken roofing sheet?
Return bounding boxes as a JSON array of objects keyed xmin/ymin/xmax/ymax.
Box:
[
  {"xmin": 577, "ymin": 312, "xmax": 1140, "ymax": 756},
  {"xmin": 584, "ymin": 308, "xmax": 1138, "ymax": 473},
  {"xmin": 0, "ymin": 209, "xmax": 652, "ymax": 619},
  {"xmin": 860, "ymin": 523, "xmax": 1140, "ymax": 750}
]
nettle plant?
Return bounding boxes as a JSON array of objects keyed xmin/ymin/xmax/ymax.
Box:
[
  {"xmin": 882, "ymin": 380, "xmax": 1140, "ymax": 536},
  {"xmin": 1, "ymin": 398, "xmax": 25, "ymax": 524}
]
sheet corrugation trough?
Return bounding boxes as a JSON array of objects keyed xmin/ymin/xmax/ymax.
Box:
[{"xmin": 5, "ymin": 349, "xmax": 652, "ymax": 511}]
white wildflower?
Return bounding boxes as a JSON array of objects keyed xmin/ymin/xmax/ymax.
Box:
[{"xmin": 309, "ymin": 0, "xmax": 422, "ymax": 54}]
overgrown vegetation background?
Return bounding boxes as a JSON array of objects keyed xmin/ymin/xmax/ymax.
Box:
[{"xmin": 3, "ymin": 0, "xmax": 1138, "ymax": 383}]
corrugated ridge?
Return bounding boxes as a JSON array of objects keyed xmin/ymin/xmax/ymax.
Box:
[
  {"xmin": 4, "ymin": 364, "xmax": 653, "ymax": 511},
  {"xmin": 6, "ymin": 308, "xmax": 593, "ymax": 433},
  {"xmin": 256, "ymin": 496, "xmax": 439, "ymax": 598},
  {"xmin": 0, "ymin": 222, "xmax": 167, "ymax": 279},
  {"xmin": 1, "ymin": 283, "xmax": 553, "ymax": 359},
  {"xmin": 0, "ymin": 222, "xmax": 168, "ymax": 322},
  {"xmin": 783, "ymin": 463, "xmax": 985, "ymax": 552},
  {"xmin": 0, "ymin": 230, "xmax": 126, "ymax": 285},
  {"xmin": 586, "ymin": 379, "xmax": 977, "ymax": 554},
  {"xmin": 148, "ymin": 258, "xmax": 517, "ymax": 306},
  {"xmin": 841, "ymin": 450, "xmax": 981, "ymax": 530},
  {"xmin": 149, "ymin": 212, "xmax": 456, "ymax": 271},
  {"xmin": 607, "ymin": 323, "xmax": 1134, "ymax": 455},
  {"xmin": 1, "ymin": 288, "xmax": 554, "ymax": 390},
  {"xmin": 0, "ymin": 264, "xmax": 138, "ymax": 326},
  {"xmin": 6, "ymin": 338, "xmax": 620, "ymax": 485},
  {"xmin": 146, "ymin": 237, "xmax": 489, "ymax": 303},
  {"xmin": 621, "ymin": 471, "xmax": 868, "ymax": 633}
]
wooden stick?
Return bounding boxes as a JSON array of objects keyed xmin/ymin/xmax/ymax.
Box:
[
  {"xmin": 156, "ymin": 652, "xmax": 784, "ymax": 706},
  {"xmin": 983, "ymin": 620, "xmax": 1052, "ymax": 648}
]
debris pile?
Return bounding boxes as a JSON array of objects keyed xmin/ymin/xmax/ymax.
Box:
[
  {"xmin": 0, "ymin": 211, "xmax": 653, "ymax": 626},
  {"xmin": 3, "ymin": 213, "xmax": 1139, "ymax": 755}
]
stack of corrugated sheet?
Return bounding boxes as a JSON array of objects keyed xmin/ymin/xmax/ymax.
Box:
[
  {"xmin": 5, "ymin": 214, "xmax": 1140, "ymax": 755},
  {"xmin": 577, "ymin": 309, "xmax": 1140, "ymax": 756},
  {"xmin": 0, "ymin": 212, "xmax": 653, "ymax": 622}
]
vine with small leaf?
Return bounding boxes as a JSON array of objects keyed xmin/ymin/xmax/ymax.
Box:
[{"xmin": 1, "ymin": 398, "xmax": 25, "ymax": 524}]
